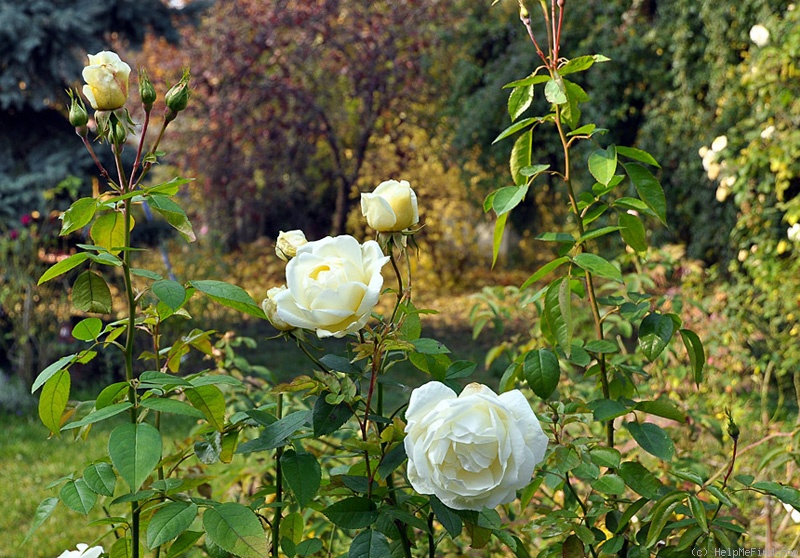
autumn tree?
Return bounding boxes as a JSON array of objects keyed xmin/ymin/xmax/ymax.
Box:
[{"xmin": 178, "ymin": 0, "xmax": 448, "ymax": 244}]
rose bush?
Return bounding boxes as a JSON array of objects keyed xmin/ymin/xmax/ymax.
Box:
[
  {"xmin": 81, "ymin": 51, "xmax": 131, "ymax": 110},
  {"xmin": 360, "ymin": 179, "xmax": 419, "ymax": 232},
  {"xmin": 404, "ymin": 381, "xmax": 548, "ymax": 511},
  {"xmin": 270, "ymin": 234, "xmax": 389, "ymax": 337}
]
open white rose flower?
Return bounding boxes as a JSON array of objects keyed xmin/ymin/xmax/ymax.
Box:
[
  {"xmin": 361, "ymin": 179, "xmax": 419, "ymax": 232},
  {"xmin": 82, "ymin": 51, "xmax": 131, "ymax": 111},
  {"xmin": 56, "ymin": 543, "xmax": 104, "ymax": 558},
  {"xmin": 271, "ymin": 235, "xmax": 389, "ymax": 338},
  {"xmin": 404, "ymin": 381, "xmax": 548, "ymax": 511}
]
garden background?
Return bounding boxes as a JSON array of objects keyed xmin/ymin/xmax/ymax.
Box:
[{"xmin": 1, "ymin": 0, "xmax": 799, "ymax": 556}]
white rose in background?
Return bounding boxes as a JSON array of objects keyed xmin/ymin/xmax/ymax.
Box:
[
  {"xmin": 404, "ymin": 381, "xmax": 548, "ymax": 511},
  {"xmin": 788, "ymin": 223, "xmax": 800, "ymax": 242},
  {"xmin": 82, "ymin": 51, "xmax": 131, "ymax": 110},
  {"xmin": 711, "ymin": 135, "xmax": 728, "ymax": 153},
  {"xmin": 749, "ymin": 24, "xmax": 770, "ymax": 47},
  {"xmin": 276, "ymin": 229, "xmax": 308, "ymax": 261},
  {"xmin": 361, "ymin": 179, "xmax": 419, "ymax": 232},
  {"xmin": 272, "ymin": 235, "xmax": 389, "ymax": 338},
  {"xmin": 56, "ymin": 544, "xmax": 104, "ymax": 558}
]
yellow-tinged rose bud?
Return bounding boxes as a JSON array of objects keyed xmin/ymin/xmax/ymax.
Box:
[
  {"xmin": 82, "ymin": 51, "xmax": 131, "ymax": 111},
  {"xmin": 138, "ymin": 68, "xmax": 156, "ymax": 109},
  {"xmin": 361, "ymin": 179, "xmax": 419, "ymax": 232},
  {"xmin": 262, "ymin": 286, "xmax": 294, "ymax": 331},
  {"xmin": 276, "ymin": 230, "xmax": 308, "ymax": 261}
]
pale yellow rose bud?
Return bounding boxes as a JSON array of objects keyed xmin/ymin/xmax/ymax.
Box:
[
  {"xmin": 361, "ymin": 179, "xmax": 419, "ymax": 232},
  {"xmin": 275, "ymin": 230, "xmax": 308, "ymax": 261},
  {"xmin": 82, "ymin": 51, "xmax": 131, "ymax": 111},
  {"xmin": 262, "ymin": 286, "xmax": 294, "ymax": 331}
]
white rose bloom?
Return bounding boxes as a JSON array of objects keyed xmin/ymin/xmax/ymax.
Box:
[
  {"xmin": 361, "ymin": 179, "xmax": 419, "ymax": 232},
  {"xmin": 761, "ymin": 125, "xmax": 775, "ymax": 139},
  {"xmin": 57, "ymin": 544, "xmax": 104, "ymax": 558},
  {"xmin": 716, "ymin": 185, "xmax": 729, "ymax": 202},
  {"xmin": 82, "ymin": 51, "xmax": 131, "ymax": 111},
  {"xmin": 788, "ymin": 223, "xmax": 800, "ymax": 243},
  {"xmin": 272, "ymin": 235, "xmax": 389, "ymax": 338},
  {"xmin": 749, "ymin": 24, "xmax": 770, "ymax": 47},
  {"xmin": 711, "ymin": 135, "xmax": 728, "ymax": 153},
  {"xmin": 275, "ymin": 229, "xmax": 308, "ymax": 261},
  {"xmin": 404, "ymin": 381, "xmax": 548, "ymax": 511}
]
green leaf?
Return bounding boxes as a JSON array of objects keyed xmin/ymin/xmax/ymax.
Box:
[
  {"xmin": 145, "ymin": 177, "xmax": 193, "ymax": 197},
  {"xmin": 38, "ymin": 252, "xmax": 90, "ymax": 285},
  {"xmin": 523, "ymin": 349, "xmax": 560, "ymax": 399},
  {"xmin": 589, "ymin": 447, "xmax": 621, "ymax": 470},
  {"xmin": 281, "ymin": 450, "xmax": 321, "ymax": 507},
  {"xmin": 203, "ymin": 503, "xmax": 268, "ymax": 558},
  {"xmin": 72, "ymin": 270, "xmax": 112, "ymax": 314},
  {"xmin": 109, "ymin": 537, "xmax": 132, "ymax": 558},
  {"xmin": 558, "ymin": 55, "xmax": 598, "ymax": 75},
  {"xmin": 508, "ymin": 84, "xmax": 533, "ymax": 121},
  {"xmin": 165, "ymin": 530, "xmax": 203, "ymax": 558},
  {"xmin": 578, "ymin": 226, "xmax": 623, "ymax": 246},
  {"xmin": 236, "ymin": 410, "xmax": 310, "ymax": 454},
  {"xmin": 491, "ymin": 185, "xmax": 529, "ymax": 216},
  {"xmin": 588, "ymin": 146, "xmax": 617, "ymax": 186},
  {"xmin": 139, "ymin": 397, "xmax": 205, "ymax": 419},
  {"xmin": 624, "ymin": 162, "xmax": 667, "ymax": 224},
  {"xmin": 62, "ymin": 402, "xmax": 133, "ymax": 431},
  {"xmin": 584, "ymin": 339, "xmax": 619, "ymax": 354},
  {"xmin": 185, "ymin": 385, "xmax": 226, "ymax": 432},
  {"xmin": 90, "ymin": 211, "xmax": 128, "ymax": 255},
  {"xmin": 349, "ymin": 530, "xmax": 390, "ymax": 558},
  {"xmin": 108, "ymin": 422, "xmax": 162, "ymax": 492},
  {"xmin": 519, "ymin": 163, "xmax": 550, "ymax": 177},
  {"xmin": 32, "ymin": 353, "xmax": 77, "ymax": 393},
  {"xmin": 562, "ymin": 79, "xmax": 589, "ymax": 129},
  {"xmin": 72, "ymin": 318, "xmax": 103, "ymax": 342},
  {"xmin": 619, "ymin": 212, "xmax": 647, "ymax": 253},
  {"xmin": 535, "ymin": 232, "xmax": 575, "ymax": 243},
  {"xmin": 430, "ymin": 495, "xmax": 462, "ymax": 537},
  {"xmin": 619, "ymin": 461, "xmax": 663, "ymax": 499},
  {"xmin": 148, "ymin": 195, "xmax": 196, "ymax": 242},
  {"xmin": 544, "ymin": 77, "xmax": 567, "ymax": 104},
  {"xmin": 521, "ymin": 256, "xmax": 569, "ymax": 290},
  {"xmin": 588, "ymin": 398, "xmax": 628, "ymax": 422},
  {"xmin": 561, "ymin": 535, "xmax": 584, "ymax": 558},
  {"xmin": 625, "ymin": 421, "xmax": 675, "ymax": 461},
  {"xmin": 147, "ymin": 502, "xmax": 198, "ymax": 549},
  {"xmin": 688, "ymin": 494, "xmax": 709, "ymax": 534},
  {"xmin": 39, "ymin": 369, "xmax": 70, "ymax": 434},
  {"xmin": 502, "ymin": 73, "xmax": 551, "ymax": 89},
  {"xmin": 510, "ymin": 129, "xmax": 532, "ymax": 186},
  {"xmin": 491, "ymin": 212, "xmax": 509, "ymax": 269},
  {"xmin": 189, "ymin": 280, "xmax": 265, "ymax": 319},
  {"xmin": 83, "ymin": 462, "xmax": 117, "ymax": 497},
  {"xmin": 22, "ymin": 497, "xmax": 59, "ymax": 544},
  {"xmin": 543, "ymin": 278, "xmax": 572, "ymax": 356},
  {"xmin": 411, "ymin": 338, "xmax": 450, "ymax": 355},
  {"xmin": 638, "ymin": 312, "xmax": 674, "ymax": 361},
  {"xmin": 593, "ymin": 474, "xmax": 626, "ymax": 495},
  {"xmin": 322, "ymin": 497, "xmax": 378, "ymax": 529},
  {"xmin": 573, "ymin": 253, "xmax": 622, "ymax": 283},
  {"xmin": 131, "ymin": 268, "xmax": 164, "ymax": 281},
  {"xmin": 634, "ymin": 399, "xmax": 685, "ymax": 423},
  {"xmin": 616, "ymin": 146, "xmax": 660, "ymax": 168},
  {"xmin": 492, "ymin": 117, "xmax": 538, "ymax": 145},
  {"xmin": 60, "ymin": 197, "xmax": 98, "ymax": 235},
  {"xmin": 152, "ymin": 280, "xmax": 187, "ymax": 311},
  {"xmin": 60, "ymin": 479, "xmax": 97, "ymax": 515},
  {"xmin": 645, "ymin": 491, "xmax": 687, "ymax": 548},
  {"xmin": 567, "ymin": 123, "xmax": 597, "ymax": 137},
  {"xmin": 680, "ymin": 329, "xmax": 705, "ymax": 385},
  {"xmin": 312, "ymin": 397, "xmax": 352, "ymax": 436},
  {"xmin": 752, "ymin": 482, "xmax": 800, "ymax": 509}
]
